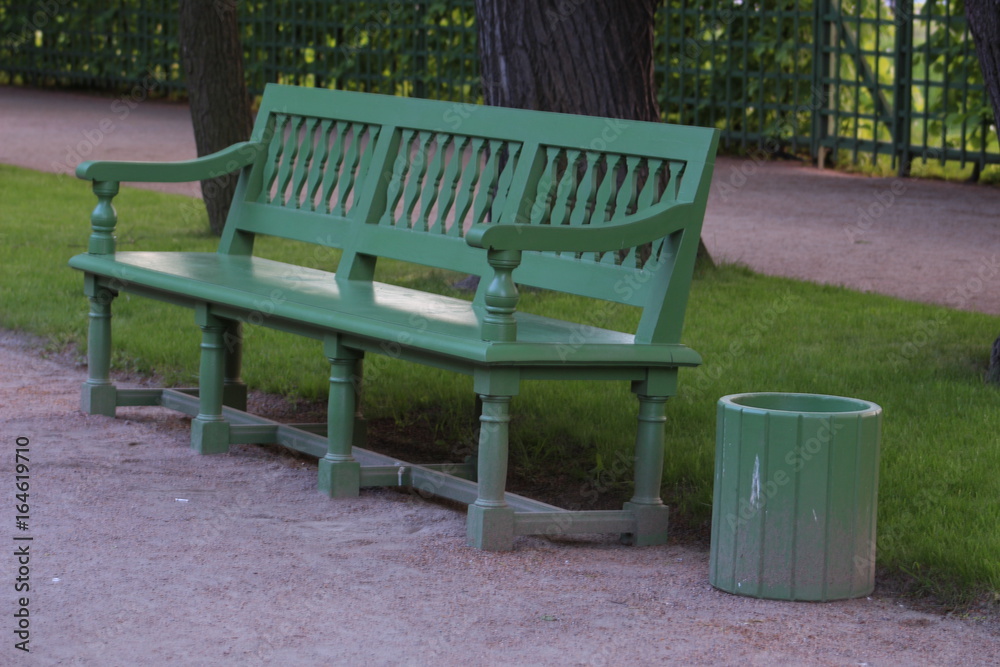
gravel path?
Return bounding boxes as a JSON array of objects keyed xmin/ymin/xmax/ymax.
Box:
[
  {"xmin": 1, "ymin": 86, "xmax": 998, "ymax": 665},
  {"xmin": 3, "ymin": 331, "xmax": 998, "ymax": 666}
]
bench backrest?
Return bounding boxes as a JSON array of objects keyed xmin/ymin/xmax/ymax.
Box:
[{"xmin": 218, "ymin": 84, "xmax": 719, "ymax": 344}]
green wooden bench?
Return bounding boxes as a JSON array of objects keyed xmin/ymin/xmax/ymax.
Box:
[{"xmin": 70, "ymin": 84, "xmax": 719, "ymax": 550}]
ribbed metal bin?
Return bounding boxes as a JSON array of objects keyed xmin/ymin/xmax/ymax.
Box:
[{"xmin": 709, "ymin": 392, "xmax": 883, "ymax": 601}]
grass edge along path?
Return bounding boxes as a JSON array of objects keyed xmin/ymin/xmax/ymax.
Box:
[{"xmin": 2, "ymin": 164, "xmax": 998, "ymax": 607}]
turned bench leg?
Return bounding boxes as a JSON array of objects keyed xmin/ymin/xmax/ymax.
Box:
[
  {"xmin": 467, "ymin": 394, "xmax": 516, "ymax": 551},
  {"xmin": 622, "ymin": 393, "xmax": 671, "ymax": 546},
  {"xmin": 191, "ymin": 308, "xmax": 230, "ymax": 454},
  {"xmin": 318, "ymin": 339, "xmax": 361, "ymax": 498},
  {"xmin": 222, "ymin": 319, "xmax": 248, "ymax": 411},
  {"xmin": 81, "ymin": 280, "xmax": 118, "ymax": 416}
]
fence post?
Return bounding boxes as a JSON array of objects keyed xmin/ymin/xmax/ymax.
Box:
[
  {"xmin": 812, "ymin": 0, "xmax": 835, "ymax": 169},
  {"xmin": 415, "ymin": 2, "xmax": 427, "ymax": 99},
  {"xmin": 893, "ymin": 0, "xmax": 914, "ymax": 177}
]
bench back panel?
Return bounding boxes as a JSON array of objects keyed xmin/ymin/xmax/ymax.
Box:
[
  {"xmin": 257, "ymin": 114, "xmax": 381, "ymax": 219},
  {"xmin": 223, "ymin": 85, "xmax": 718, "ymax": 341},
  {"xmin": 374, "ymin": 128, "xmax": 524, "ymax": 234}
]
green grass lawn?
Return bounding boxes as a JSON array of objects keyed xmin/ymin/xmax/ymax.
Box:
[{"xmin": 2, "ymin": 164, "xmax": 998, "ymax": 606}]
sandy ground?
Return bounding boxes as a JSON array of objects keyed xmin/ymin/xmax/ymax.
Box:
[
  {"xmin": 1, "ymin": 86, "xmax": 999, "ymax": 665},
  {"xmin": 3, "ymin": 331, "xmax": 999, "ymax": 666}
]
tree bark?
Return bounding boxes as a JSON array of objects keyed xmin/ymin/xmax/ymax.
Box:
[
  {"xmin": 475, "ymin": 0, "xmax": 713, "ymax": 266},
  {"xmin": 966, "ymin": 0, "xmax": 1000, "ymax": 384},
  {"xmin": 178, "ymin": 0, "xmax": 253, "ymax": 235},
  {"xmin": 476, "ymin": 0, "xmax": 660, "ymax": 119},
  {"xmin": 967, "ymin": 1, "xmax": 1000, "ymax": 130}
]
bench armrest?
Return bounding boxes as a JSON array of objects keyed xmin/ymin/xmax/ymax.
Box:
[
  {"xmin": 465, "ymin": 200, "xmax": 696, "ymax": 252},
  {"xmin": 75, "ymin": 141, "xmax": 267, "ymax": 183}
]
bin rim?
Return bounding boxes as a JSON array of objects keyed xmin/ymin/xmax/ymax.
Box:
[{"xmin": 718, "ymin": 391, "xmax": 882, "ymax": 417}]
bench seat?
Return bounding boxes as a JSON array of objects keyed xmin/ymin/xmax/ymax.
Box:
[{"xmin": 71, "ymin": 251, "xmax": 702, "ymax": 369}]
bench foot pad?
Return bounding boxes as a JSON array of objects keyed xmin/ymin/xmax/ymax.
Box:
[
  {"xmin": 318, "ymin": 459, "xmax": 361, "ymax": 498},
  {"xmin": 191, "ymin": 419, "xmax": 230, "ymax": 455},
  {"xmin": 620, "ymin": 502, "xmax": 670, "ymax": 546},
  {"xmin": 81, "ymin": 383, "xmax": 117, "ymax": 417},
  {"xmin": 467, "ymin": 504, "xmax": 515, "ymax": 551}
]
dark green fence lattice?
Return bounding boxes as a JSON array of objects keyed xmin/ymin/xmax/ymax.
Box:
[
  {"xmin": 1, "ymin": 0, "xmax": 995, "ymax": 174},
  {"xmin": 0, "ymin": 1, "xmax": 480, "ymax": 100}
]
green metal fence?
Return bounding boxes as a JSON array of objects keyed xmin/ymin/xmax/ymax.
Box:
[
  {"xmin": 657, "ymin": 0, "xmax": 995, "ymax": 175},
  {"xmin": 817, "ymin": 0, "xmax": 994, "ymax": 174},
  {"xmin": 239, "ymin": 1, "xmax": 479, "ymax": 100},
  {"xmin": 1, "ymin": 1, "xmax": 994, "ymax": 175},
  {"xmin": 0, "ymin": 1, "xmax": 480, "ymax": 100},
  {"xmin": 658, "ymin": 2, "xmax": 818, "ymax": 155}
]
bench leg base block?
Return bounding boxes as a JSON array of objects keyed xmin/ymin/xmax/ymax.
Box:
[
  {"xmin": 621, "ymin": 502, "xmax": 670, "ymax": 547},
  {"xmin": 81, "ymin": 383, "xmax": 117, "ymax": 417},
  {"xmin": 466, "ymin": 504, "xmax": 515, "ymax": 551},
  {"xmin": 318, "ymin": 459, "xmax": 361, "ymax": 498},
  {"xmin": 191, "ymin": 419, "xmax": 231, "ymax": 455}
]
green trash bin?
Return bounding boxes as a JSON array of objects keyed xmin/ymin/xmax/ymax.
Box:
[{"xmin": 709, "ymin": 392, "xmax": 882, "ymax": 601}]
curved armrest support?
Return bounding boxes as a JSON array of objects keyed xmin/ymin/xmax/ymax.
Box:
[
  {"xmin": 465, "ymin": 200, "xmax": 696, "ymax": 252},
  {"xmin": 75, "ymin": 141, "xmax": 267, "ymax": 183}
]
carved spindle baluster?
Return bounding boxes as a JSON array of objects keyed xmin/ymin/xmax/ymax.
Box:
[
  {"xmin": 616, "ymin": 156, "xmax": 643, "ymax": 267},
  {"xmin": 664, "ymin": 160, "xmax": 685, "ymax": 202},
  {"xmin": 290, "ymin": 117, "xmax": 318, "ymax": 208},
  {"xmin": 590, "ymin": 154, "xmax": 615, "ymax": 224},
  {"xmin": 351, "ymin": 125, "xmax": 381, "ymax": 214},
  {"xmin": 481, "ymin": 249, "xmax": 521, "ymax": 342},
  {"xmin": 305, "ymin": 119, "xmax": 334, "ymax": 212},
  {"xmin": 529, "ymin": 147, "xmax": 562, "ymax": 225},
  {"xmin": 336, "ymin": 122, "xmax": 367, "ymax": 216},
  {"xmin": 636, "ymin": 158, "xmax": 664, "ymax": 211},
  {"xmin": 401, "ymin": 131, "xmax": 435, "ymax": 228},
  {"xmin": 275, "ymin": 116, "xmax": 304, "ymax": 206},
  {"xmin": 451, "ymin": 138, "xmax": 486, "ymax": 235},
  {"xmin": 380, "ymin": 129, "xmax": 417, "ymax": 226},
  {"xmin": 257, "ymin": 114, "xmax": 288, "ymax": 203},
  {"xmin": 321, "ymin": 123, "xmax": 349, "ymax": 213},
  {"xmin": 420, "ymin": 134, "xmax": 451, "ymax": 232},
  {"xmin": 436, "ymin": 135, "xmax": 469, "ymax": 234},
  {"xmin": 616, "ymin": 156, "xmax": 642, "ymax": 216},
  {"xmin": 550, "ymin": 149, "xmax": 581, "ymax": 228},
  {"xmin": 88, "ymin": 181, "xmax": 120, "ymax": 255},
  {"xmin": 489, "ymin": 142, "xmax": 522, "ymax": 223}
]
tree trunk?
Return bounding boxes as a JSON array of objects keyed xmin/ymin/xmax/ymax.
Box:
[
  {"xmin": 178, "ymin": 0, "xmax": 253, "ymax": 235},
  {"xmin": 966, "ymin": 0, "xmax": 1000, "ymax": 384},
  {"xmin": 989, "ymin": 336, "xmax": 1000, "ymax": 385},
  {"xmin": 967, "ymin": 1, "xmax": 1000, "ymax": 130},
  {"xmin": 476, "ymin": 0, "xmax": 660, "ymax": 119},
  {"xmin": 475, "ymin": 0, "xmax": 714, "ymax": 267}
]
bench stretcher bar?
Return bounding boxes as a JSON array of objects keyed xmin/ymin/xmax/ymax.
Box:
[{"xmin": 116, "ymin": 387, "xmax": 637, "ymax": 533}]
